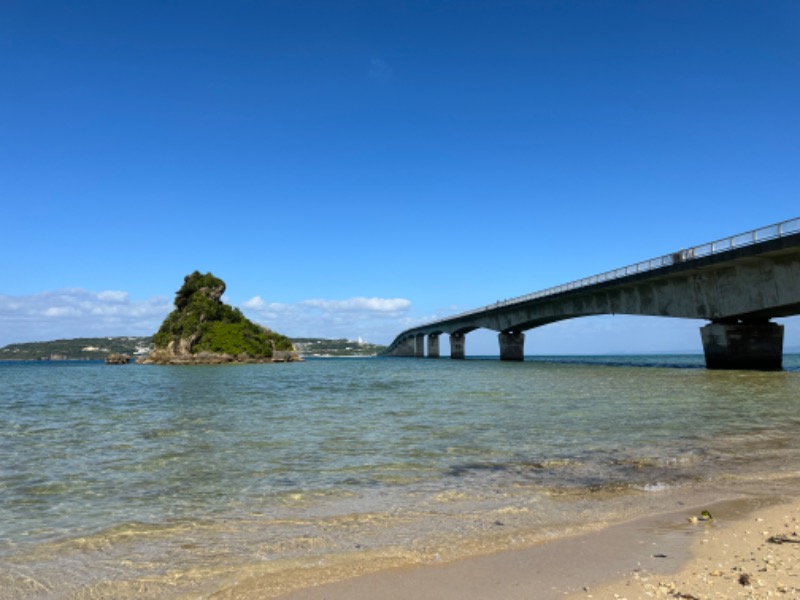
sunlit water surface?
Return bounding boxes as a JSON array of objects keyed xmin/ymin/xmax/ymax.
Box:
[{"xmin": 2, "ymin": 356, "xmax": 800, "ymax": 598}]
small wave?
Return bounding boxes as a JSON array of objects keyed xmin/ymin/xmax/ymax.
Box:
[
  {"xmin": 638, "ymin": 482, "xmax": 672, "ymax": 492},
  {"xmin": 446, "ymin": 458, "xmax": 583, "ymax": 478},
  {"xmin": 446, "ymin": 461, "xmax": 514, "ymax": 477}
]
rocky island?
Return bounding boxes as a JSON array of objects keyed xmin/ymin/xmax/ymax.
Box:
[{"xmin": 140, "ymin": 271, "xmax": 300, "ymax": 365}]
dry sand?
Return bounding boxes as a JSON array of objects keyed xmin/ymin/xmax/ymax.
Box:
[
  {"xmin": 273, "ymin": 496, "xmax": 800, "ymax": 600},
  {"xmin": 574, "ymin": 497, "xmax": 800, "ymax": 599}
]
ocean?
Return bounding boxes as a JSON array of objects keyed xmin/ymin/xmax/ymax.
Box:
[{"xmin": 2, "ymin": 355, "xmax": 800, "ymax": 598}]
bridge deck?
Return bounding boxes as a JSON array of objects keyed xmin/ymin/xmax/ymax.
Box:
[{"xmin": 385, "ymin": 218, "xmax": 800, "ymax": 369}]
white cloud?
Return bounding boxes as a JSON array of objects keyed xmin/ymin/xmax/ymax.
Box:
[
  {"xmin": 243, "ymin": 296, "xmax": 266, "ymax": 309},
  {"xmin": 302, "ymin": 297, "xmax": 411, "ymax": 313},
  {"xmin": 97, "ymin": 290, "xmax": 129, "ymax": 302},
  {"xmin": 0, "ymin": 290, "xmax": 416, "ymax": 348},
  {"xmin": 241, "ymin": 295, "xmax": 413, "ymax": 343},
  {"xmin": 0, "ymin": 289, "xmax": 172, "ymax": 346},
  {"xmin": 242, "ymin": 296, "xmax": 293, "ymax": 312},
  {"xmin": 44, "ymin": 306, "xmax": 80, "ymax": 318}
]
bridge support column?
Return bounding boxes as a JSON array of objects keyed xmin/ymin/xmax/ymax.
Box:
[
  {"xmin": 450, "ymin": 333, "xmax": 465, "ymax": 359},
  {"xmin": 414, "ymin": 335, "xmax": 425, "ymax": 358},
  {"xmin": 700, "ymin": 320, "xmax": 784, "ymax": 370},
  {"xmin": 427, "ymin": 334, "xmax": 440, "ymax": 358},
  {"xmin": 394, "ymin": 337, "xmax": 415, "ymax": 357},
  {"xmin": 499, "ymin": 331, "xmax": 525, "ymax": 361}
]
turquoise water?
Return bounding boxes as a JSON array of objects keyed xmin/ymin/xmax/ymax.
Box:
[{"xmin": 2, "ymin": 356, "xmax": 800, "ymax": 598}]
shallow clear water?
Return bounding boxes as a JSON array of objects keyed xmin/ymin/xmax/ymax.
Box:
[{"xmin": 1, "ymin": 356, "xmax": 800, "ymax": 598}]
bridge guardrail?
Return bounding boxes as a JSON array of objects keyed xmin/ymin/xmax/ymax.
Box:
[{"xmin": 420, "ymin": 217, "xmax": 800, "ymax": 330}]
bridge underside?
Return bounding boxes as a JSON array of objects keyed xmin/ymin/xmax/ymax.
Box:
[
  {"xmin": 391, "ymin": 318, "xmax": 785, "ymax": 370},
  {"xmin": 388, "ymin": 234, "xmax": 800, "ymax": 370}
]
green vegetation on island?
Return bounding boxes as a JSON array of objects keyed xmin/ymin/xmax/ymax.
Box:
[{"xmin": 145, "ymin": 271, "xmax": 297, "ymax": 364}]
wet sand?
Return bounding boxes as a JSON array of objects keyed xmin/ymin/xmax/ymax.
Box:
[{"xmin": 271, "ymin": 496, "xmax": 799, "ymax": 600}]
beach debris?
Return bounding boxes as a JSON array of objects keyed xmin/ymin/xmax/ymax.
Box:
[
  {"xmin": 766, "ymin": 533, "xmax": 800, "ymax": 544},
  {"xmin": 738, "ymin": 572, "xmax": 752, "ymax": 586},
  {"xmin": 688, "ymin": 510, "xmax": 714, "ymax": 524}
]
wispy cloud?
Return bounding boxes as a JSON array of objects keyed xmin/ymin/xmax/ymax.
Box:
[
  {"xmin": 301, "ymin": 297, "xmax": 410, "ymax": 313},
  {"xmin": 242, "ymin": 295, "xmax": 413, "ymax": 342},
  {"xmin": 368, "ymin": 57, "xmax": 392, "ymax": 82},
  {"xmin": 0, "ymin": 290, "xmax": 417, "ymax": 347},
  {"xmin": 0, "ymin": 289, "xmax": 172, "ymax": 345}
]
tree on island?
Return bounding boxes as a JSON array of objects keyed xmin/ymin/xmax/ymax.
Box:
[{"xmin": 143, "ymin": 271, "xmax": 298, "ymax": 364}]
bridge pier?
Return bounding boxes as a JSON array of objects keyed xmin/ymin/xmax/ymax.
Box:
[
  {"xmin": 427, "ymin": 334, "xmax": 440, "ymax": 358},
  {"xmin": 450, "ymin": 333, "xmax": 465, "ymax": 359},
  {"xmin": 393, "ymin": 337, "xmax": 415, "ymax": 357},
  {"xmin": 414, "ymin": 335, "xmax": 425, "ymax": 357},
  {"xmin": 700, "ymin": 320, "xmax": 784, "ymax": 370},
  {"xmin": 499, "ymin": 331, "xmax": 525, "ymax": 361}
]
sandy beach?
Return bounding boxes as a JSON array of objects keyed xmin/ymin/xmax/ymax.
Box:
[
  {"xmin": 272, "ymin": 495, "xmax": 800, "ymax": 600},
  {"xmin": 577, "ymin": 496, "xmax": 800, "ymax": 599}
]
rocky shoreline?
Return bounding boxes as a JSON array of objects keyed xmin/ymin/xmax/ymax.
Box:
[{"xmin": 138, "ymin": 349, "xmax": 302, "ymax": 365}]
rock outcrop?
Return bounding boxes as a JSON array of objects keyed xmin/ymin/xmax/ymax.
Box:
[
  {"xmin": 140, "ymin": 271, "xmax": 301, "ymax": 365},
  {"xmin": 105, "ymin": 353, "xmax": 131, "ymax": 364}
]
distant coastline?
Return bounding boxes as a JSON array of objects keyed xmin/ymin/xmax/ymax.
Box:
[
  {"xmin": 0, "ymin": 336, "xmax": 387, "ymax": 361},
  {"xmin": 2, "ymin": 336, "xmax": 797, "ymax": 363}
]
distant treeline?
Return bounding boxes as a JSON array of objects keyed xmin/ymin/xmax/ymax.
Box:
[
  {"xmin": 0, "ymin": 337, "xmax": 154, "ymax": 361},
  {"xmin": 0, "ymin": 336, "xmax": 386, "ymax": 361},
  {"xmin": 291, "ymin": 338, "xmax": 386, "ymax": 357}
]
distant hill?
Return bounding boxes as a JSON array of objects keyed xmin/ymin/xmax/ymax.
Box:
[
  {"xmin": 0, "ymin": 337, "xmax": 154, "ymax": 361},
  {"xmin": 1, "ymin": 336, "xmax": 386, "ymax": 361},
  {"xmin": 292, "ymin": 338, "xmax": 386, "ymax": 357}
]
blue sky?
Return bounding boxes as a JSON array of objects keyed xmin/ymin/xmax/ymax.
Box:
[{"xmin": 2, "ymin": 0, "xmax": 799, "ymax": 354}]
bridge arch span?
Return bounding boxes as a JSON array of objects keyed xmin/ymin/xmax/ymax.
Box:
[{"xmin": 385, "ymin": 218, "xmax": 800, "ymax": 369}]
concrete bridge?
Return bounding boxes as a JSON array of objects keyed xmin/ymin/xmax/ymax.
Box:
[{"xmin": 384, "ymin": 218, "xmax": 800, "ymax": 370}]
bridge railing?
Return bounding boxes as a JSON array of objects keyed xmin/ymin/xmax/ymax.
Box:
[{"xmin": 421, "ymin": 217, "xmax": 800, "ymax": 329}]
